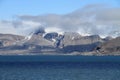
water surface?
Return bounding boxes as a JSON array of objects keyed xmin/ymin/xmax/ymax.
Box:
[{"xmin": 0, "ymin": 62, "xmax": 120, "ymax": 80}]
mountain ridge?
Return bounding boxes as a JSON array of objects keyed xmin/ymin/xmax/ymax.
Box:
[{"xmin": 0, "ymin": 31, "xmax": 119, "ymax": 55}]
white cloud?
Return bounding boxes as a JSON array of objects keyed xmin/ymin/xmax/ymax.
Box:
[
  {"xmin": 0, "ymin": 21, "xmax": 17, "ymax": 34},
  {"xmin": 13, "ymin": 20, "xmax": 43, "ymax": 36},
  {"xmin": 45, "ymin": 27, "xmax": 62, "ymax": 33},
  {"xmin": 0, "ymin": 4, "xmax": 120, "ymax": 38}
]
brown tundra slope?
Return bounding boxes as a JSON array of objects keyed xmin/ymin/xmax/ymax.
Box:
[
  {"xmin": 0, "ymin": 34, "xmax": 24, "ymax": 47},
  {"xmin": 97, "ymin": 37, "xmax": 120, "ymax": 54}
]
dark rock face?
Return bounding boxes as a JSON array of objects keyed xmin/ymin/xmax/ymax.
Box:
[
  {"xmin": 44, "ymin": 32, "xmax": 64, "ymax": 48},
  {"xmin": 0, "ymin": 41, "xmax": 3, "ymax": 47},
  {"xmin": 44, "ymin": 32, "xmax": 58, "ymax": 41},
  {"xmin": 54, "ymin": 35, "xmax": 64, "ymax": 48}
]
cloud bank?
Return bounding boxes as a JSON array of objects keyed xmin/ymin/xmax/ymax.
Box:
[{"xmin": 0, "ymin": 4, "xmax": 120, "ymax": 38}]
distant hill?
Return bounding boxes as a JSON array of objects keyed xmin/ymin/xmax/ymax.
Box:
[{"xmin": 96, "ymin": 37, "xmax": 120, "ymax": 54}]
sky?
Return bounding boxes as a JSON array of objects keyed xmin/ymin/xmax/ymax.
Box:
[
  {"xmin": 0, "ymin": 0, "xmax": 120, "ymax": 20},
  {"xmin": 0, "ymin": 0, "xmax": 120, "ymax": 38}
]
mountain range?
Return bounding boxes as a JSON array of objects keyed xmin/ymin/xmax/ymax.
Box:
[{"xmin": 0, "ymin": 28, "xmax": 119, "ymax": 55}]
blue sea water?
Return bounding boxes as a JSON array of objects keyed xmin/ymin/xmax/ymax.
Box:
[{"xmin": 0, "ymin": 62, "xmax": 120, "ymax": 80}]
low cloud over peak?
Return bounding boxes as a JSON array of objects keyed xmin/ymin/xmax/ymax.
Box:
[{"xmin": 0, "ymin": 4, "xmax": 120, "ymax": 37}]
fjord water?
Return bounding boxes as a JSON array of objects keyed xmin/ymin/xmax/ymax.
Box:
[{"xmin": 0, "ymin": 56, "xmax": 120, "ymax": 80}]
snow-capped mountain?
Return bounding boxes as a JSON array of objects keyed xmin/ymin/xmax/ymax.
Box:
[{"xmin": 0, "ymin": 27, "xmax": 119, "ymax": 55}]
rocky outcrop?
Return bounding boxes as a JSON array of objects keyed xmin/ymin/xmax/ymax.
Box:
[{"xmin": 44, "ymin": 32, "xmax": 58, "ymax": 41}]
